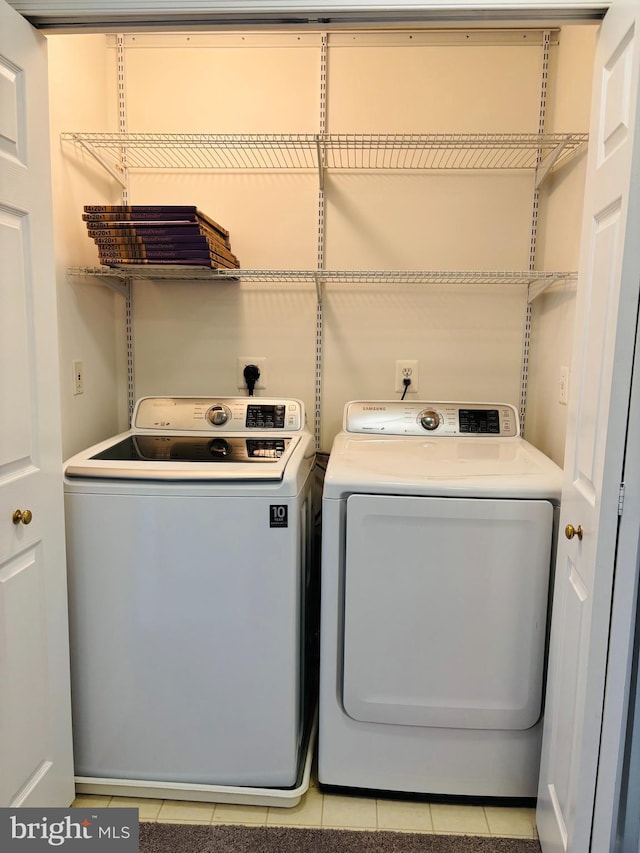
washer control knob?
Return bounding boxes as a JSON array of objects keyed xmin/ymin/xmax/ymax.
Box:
[
  {"xmin": 207, "ymin": 405, "xmax": 231, "ymax": 427},
  {"xmin": 420, "ymin": 410, "xmax": 441, "ymax": 431},
  {"xmin": 209, "ymin": 438, "xmax": 230, "ymax": 456}
]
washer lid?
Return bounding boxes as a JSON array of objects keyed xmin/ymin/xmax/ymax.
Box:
[
  {"xmin": 91, "ymin": 434, "xmax": 293, "ymax": 463},
  {"xmin": 324, "ymin": 433, "xmax": 563, "ymax": 500},
  {"xmin": 65, "ymin": 433, "xmax": 303, "ymax": 481}
]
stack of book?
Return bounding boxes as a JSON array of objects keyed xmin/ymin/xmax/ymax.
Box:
[{"xmin": 82, "ymin": 205, "xmax": 240, "ymax": 269}]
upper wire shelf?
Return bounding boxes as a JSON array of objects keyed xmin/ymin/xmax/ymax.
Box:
[{"xmin": 61, "ymin": 132, "xmax": 588, "ymax": 187}]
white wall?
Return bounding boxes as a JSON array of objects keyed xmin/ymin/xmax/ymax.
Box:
[
  {"xmin": 122, "ymin": 32, "xmax": 322, "ymax": 430},
  {"xmin": 527, "ymin": 24, "xmax": 597, "ymax": 466},
  {"xmin": 47, "ymin": 27, "xmax": 596, "ymax": 456},
  {"xmin": 321, "ymin": 30, "xmax": 541, "ymax": 443},
  {"xmin": 47, "ymin": 34, "xmax": 126, "ymax": 459}
]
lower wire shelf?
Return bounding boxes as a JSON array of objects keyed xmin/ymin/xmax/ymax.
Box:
[{"xmin": 67, "ymin": 265, "xmax": 577, "ymax": 300}]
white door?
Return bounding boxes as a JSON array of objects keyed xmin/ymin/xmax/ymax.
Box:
[
  {"xmin": 0, "ymin": 0, "xmax": 75, "ymax": 807},
  {"xmin": 537, "ymin": 1, "xmax": 640, "ymax": 850}
]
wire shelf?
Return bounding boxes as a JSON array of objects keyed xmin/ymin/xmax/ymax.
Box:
[
  {"xmin": 67, "ymin": 266, "xmax": 577, "ymax": 293},
  {"xmin": 61, "ymin": 132, "xmax": 588, "ymax": 175},
  {"xmin": 322, "ymin": 133, "xmax": 588, "ymax": 172}
]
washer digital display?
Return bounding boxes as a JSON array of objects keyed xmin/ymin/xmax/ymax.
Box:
[
  {"xmin": 458, "ymin": 409, "xmax": 501, "ymax": 434},
  {"xmin": 246, "ymin": 404, "xmax": 286, "ymax": 429}
]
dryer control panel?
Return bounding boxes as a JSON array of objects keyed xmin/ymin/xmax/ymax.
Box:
[{"xmin": 344, "ymin": 401, "xmax": 519, "ymax": 437}]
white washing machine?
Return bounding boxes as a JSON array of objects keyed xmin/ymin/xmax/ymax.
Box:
[
  {"xmin": 63, "ymin": 397, "xmax": 316, "ymax": 805},
  {"xmin": 318, "ymin": 400, "xmax": 562, "ymax": 799}
]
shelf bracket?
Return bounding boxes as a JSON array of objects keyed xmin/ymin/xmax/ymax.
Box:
[
  {"xmin": 527, "ymin": 273, "xmax": 577, "ymax": 302},
  {"xmin": 98, "ymin": 274, "xmax": 130, "ymax": 297},
  {"xmin": 535, "ymin": 136, "xmax": 587, "ymax": 188},
  {"xmin": 67, "ymin": 268, "xmax": 130, "ymax": 297},
  {"xmin": 314, "ymin": 272, "xmax": 323, "ymax": 304},
  {"xmin": 65, "ymin": 134, "xmax": 127, "ymax": 189}
]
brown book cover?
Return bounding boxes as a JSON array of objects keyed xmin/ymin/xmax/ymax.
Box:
[
  {"xmin": 91, "ymin": 234, "xmax": 208, "ymax": 246},
  {"xmin": 196, "ymin": 210, "xmax": 230, "ymax": 239},
  {"xmin": 84, "ymin": 205, "xmax": 197, "ymax": 214},
  {"xmin": 197, "ymin": 222, "xmax": 232, "ymax": 250},
  {"xmin": 202, "ymin": 236, "xmax": 239, "ymax": 264},
  {"xmin": 87, "ymin": 225, "xmax": 202, "ymax": 239},
  {"xmin": 99, "ymin": 248, "xmax": 211, "ymax": 260},
  {"xmin": 83, "ymin": 211, "xmax": 198, "ymax": 222},
  {"xmin": 101, "ymin": 258, "xmax": 215, "ymax": 267}
]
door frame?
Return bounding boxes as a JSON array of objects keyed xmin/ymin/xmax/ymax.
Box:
[
  {"xmin": 591, "ymin": 293, "xmax": 640, "ymax": 849},
  {"xmin": 9, "ymin": 1, "xmax": 638, "ymax": 844}
]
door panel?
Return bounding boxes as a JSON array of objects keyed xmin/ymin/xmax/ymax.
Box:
[
  {"xmin": 0, "ymin": 0, "xmax": 74, "ymax": 807},
  {"xmin": 575, "ymin": 201, "xmax": 621, "ymax": 513},
  {"xmin": 0, "ymin": 52, "xmax": 25, "ymax": 164},
  {"xmin": 544, "ymin": 557, "xmax": 589, "ymax": 850},
  {"xmin": 342, "ymin": 494, "xmax": 553, "ymax": 730},
  {"xmin": 1, "ymin": 209, "xmax": 34, "ymax": 466},
  {"xmin": 601, "ymin": 26, "xmax": 634, "ymax": 160},
  {"xmin": 0, "ymin": 547, "xmax": 49, "ymax": 806}
]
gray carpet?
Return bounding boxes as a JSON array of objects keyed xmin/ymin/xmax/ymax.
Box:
[{"xmin": 139, "ymin": 823, "xmax": 542, "ymax": 852}]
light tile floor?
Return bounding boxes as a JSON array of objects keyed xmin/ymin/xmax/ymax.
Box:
[{"xmin": 72, "ymin": 773, "xmax": 538, "ymax": 839}]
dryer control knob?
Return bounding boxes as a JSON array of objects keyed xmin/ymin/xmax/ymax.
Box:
[
  {"xmin": 420, "ymin": 410, "xmax": 440, "ymax": 431},
  {"xmin": 207, "ymin": 405, "xmax": 231, "ymax": 427}
]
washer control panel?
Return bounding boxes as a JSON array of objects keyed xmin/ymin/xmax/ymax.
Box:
[
  {"xmin": 345, "ymin": 401, "xmax": 519, "ymax": 437},
  {"xmin": 133, "ymin": 397, "xmax": 305, "ymax": 432}
]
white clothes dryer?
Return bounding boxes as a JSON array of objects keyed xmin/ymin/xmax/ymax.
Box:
[
  {"xmin": 64, "ymin": 397, "xmax": 316, "ymax": 805},
  {"xmin": 318, "ymin": 400, "xmax": 562, "ymax": 799}
]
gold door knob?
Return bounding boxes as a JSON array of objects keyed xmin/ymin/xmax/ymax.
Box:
[
  {"xmin": 12, "ymin": 509, "xmax": 33, "ymax": 525},
  {"xmin": 565, "ymin": 523, "xmax": 583, "ymax": 541}
]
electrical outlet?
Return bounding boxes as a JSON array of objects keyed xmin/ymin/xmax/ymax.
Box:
[
  {"xmin": 559, "ymin": 365, "xmax": 569, "ymax": 405},
  {"xmin": 395, "ymin": 360, "xmax": 419, "ymax": 393},
  {"xmin": 237, "ymin": 357, "xmax": 267, "ymax": 391},
  {"xmin": 72, "ymin": 360, "xmax": 84, "ymax": 395}
]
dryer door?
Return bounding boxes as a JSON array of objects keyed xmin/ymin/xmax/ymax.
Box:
[{"xmin": 342, "ymin": 494, "xmax": 554, "ymax": 730}]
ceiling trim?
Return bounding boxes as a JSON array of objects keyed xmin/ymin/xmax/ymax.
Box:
[{"xmin": 5, "ymin": 1, "xmax": 608, "ymax": 32}]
